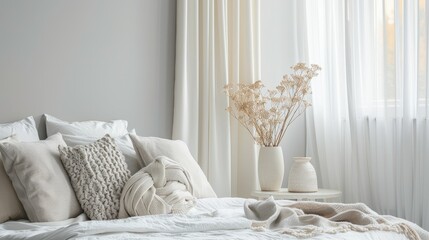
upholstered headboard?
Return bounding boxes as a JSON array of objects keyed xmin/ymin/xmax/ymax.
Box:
[{"xmin": 0, "ymin": 0, "xmax": 176, "ymax": 139}]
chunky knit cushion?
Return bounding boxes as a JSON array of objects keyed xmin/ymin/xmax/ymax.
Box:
[{"xmin": 59, "ymin": 134, "xmax": 131, "ymax": 220}]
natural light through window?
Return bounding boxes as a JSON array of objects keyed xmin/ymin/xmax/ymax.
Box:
[{"xmin": 383, "ymin": 0, "xmax": 427, "ymax": 106}]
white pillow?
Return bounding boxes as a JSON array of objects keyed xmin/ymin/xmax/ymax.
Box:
[
  {"xmin": 61, "ymin": 130, "xmax": 142, "ymax": 174},
  {"xmin": 0, "ymin": 136, "xmax": 26, "ymax": 223},
  {"xmin": 44, "ymin": 114, "xmax": 128, "ymax": 138},
  {"xmin": 129, "ymin": 135, "xmax": 217, "ymax": 198},
  {"xmin": 0, "ymin": 116, "xmax": 40, "ymax": 223},
  {"xmin": 0, "ymin": 133, "xmax": 82, "ymax": 222},
  {"xmin": 0, "ymin": 116, "xmax": 39, "ymax": 142}
]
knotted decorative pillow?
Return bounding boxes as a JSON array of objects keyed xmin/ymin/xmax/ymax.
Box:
[{"xmin": 119, "ymin": 156, "xmax": 196, "ymax": 218}]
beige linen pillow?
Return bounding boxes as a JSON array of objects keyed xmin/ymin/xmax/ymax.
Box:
[
  {"xmin": 59, "ymin": 135, "xmax": 131, "ymax": 220},
  {"xmin": 0, "ymin": 116, "xmax": 40, "ymax": 223},
  {"xmin": 0, "ymin": 136, "xmax": 26, "ymax": 223},
  {"xmin": 129, "ymin": 135, "xmax": 217, "ymax": 198},
  {"xmin": 0, "ymin": 133, "xmax": 82, "ymax": 222}
]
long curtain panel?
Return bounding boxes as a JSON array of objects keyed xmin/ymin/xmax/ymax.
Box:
[
  {"xmin": 302, "ymin": 0, "xmax": 429, "ymax": 229},
  {"xmin": 173, "ymin": 0, "xmax": 260, "ymax": 197}
]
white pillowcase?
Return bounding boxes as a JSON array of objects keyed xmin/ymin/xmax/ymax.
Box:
[
  {"xmin": 0, "ymin": 116, "xmax": 40, "ymax": 223},
  {"xmin": 0, "ymin": 116, "xmax": 39, "ymax": 142},
  {"xmin": 130, "ymin": 135, "xmax": 217, "ymax": 198},
  {"xmin": 61, "ymin": 130, "xmax": 142, "ymax": 174},
  {"xmin": 0, "ymin": 133, "xmax": 82, "ymax": 222},
  {"xmin": 0, "ymin": 136, "xmax": 26, "ymax": 223},
  {"xmin": 45, "ymin": 114, "xmax": 128, "ymax": 138}
]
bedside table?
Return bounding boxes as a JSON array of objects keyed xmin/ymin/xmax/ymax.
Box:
[{"xmin": 251, "ymin": 188, "xmax": 342, "ymax": 202}]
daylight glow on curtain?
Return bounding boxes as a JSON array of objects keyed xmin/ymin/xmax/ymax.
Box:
[
  {"xmin": 303, "ymin": 0, "xmax": 429, "ymax": 229},
  {"xmin": 173, "ymin": 0, "xmax": 260, "ymax": 197}
]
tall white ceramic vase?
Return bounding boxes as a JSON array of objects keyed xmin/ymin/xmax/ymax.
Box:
[
  {"xmin": 258, "ymin": 146, "xmax": 284, "ymax": 191},
  {"xmin": 287, "ymin": 157, "xmax": 318, "ymax": 192}
]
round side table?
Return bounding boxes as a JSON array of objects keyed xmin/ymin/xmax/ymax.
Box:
[{"xmin": 251, "ymin": 188, "xmax": 342, "ymax": 202}]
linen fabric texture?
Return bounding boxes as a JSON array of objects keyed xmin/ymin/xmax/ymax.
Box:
[
  {"xmin": 119, "ymin": 156, "xmax": 196, "ymax": 218},
  {"xmin": 174, "ymin": 0, "xmax": 261, "ymax": 197},
  {"xmin": 61, "ymin": 130, "xmax": 142, "ymax": 174},
  {"xmin": 0, "ymin": 136, "xmax": 27, "ymax": 223},
  {"xmin": 0, "ymin": 117, "xmax": 39, "ymax": 223},
  {"xmin": 45, "ymin": 114, "xmax": 128, "ymax": 138},
  {"xmin": 130, "ymin": 134, "xmax": 217, "ymax": 198},
  {"xmin": 244, "ymin": 197, "xmax": 426, "ymax": 240},
  {"xmin": 59, "ymin": 134, "xmax": 131, "ymax": 220},
  {"xmin": 0, "ymin": 133, "xmax": 82, "ymax": 222}
]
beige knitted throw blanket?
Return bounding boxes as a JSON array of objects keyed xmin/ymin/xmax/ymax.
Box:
[
  {"xmin": 118, "ymin": 156, "xmax": 196, "ymax": 218},
  {"xmin": 244, "ymin": 197, "xmax": 428, "ymax": 239}
]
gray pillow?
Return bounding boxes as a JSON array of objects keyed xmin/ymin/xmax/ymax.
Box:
[
  {"xmin": 0, "ymin": 133, "xmax": 82, "ymax": 222},
  {"xmin": 59, "ymin": 134, "xmax": 131, "ymax": 220}
]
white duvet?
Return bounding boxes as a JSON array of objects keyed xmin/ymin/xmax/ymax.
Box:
[{"xmin": 0, "ymin": 198, "xmax": 417, "ymax": 240}]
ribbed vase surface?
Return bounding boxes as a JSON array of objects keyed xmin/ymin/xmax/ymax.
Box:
[{"xmin": 287, "ymin": 157, "xmax": 318, "ymax": 193}]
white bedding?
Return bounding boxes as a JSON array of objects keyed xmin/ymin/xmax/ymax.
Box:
[{"xmin": 0, "ymin": 198, "xmax": 416, "ymax": 240}]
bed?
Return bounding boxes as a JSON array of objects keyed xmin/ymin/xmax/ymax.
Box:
[
  {"xmin": 0, "ymin": 115, "xmax": 427, "ymax": 240},
  {"xmin": 0, "ymin": 197, "xmax": 425, "ymax": 240}
]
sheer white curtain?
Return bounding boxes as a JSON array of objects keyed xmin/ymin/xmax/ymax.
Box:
[
  {"xmin": 302, "ymin": 0, "xmax": 429, "ymax": 229},
  {"xmin": 173, "ymin": 0, "xmax": 260, "ymax": 197}
]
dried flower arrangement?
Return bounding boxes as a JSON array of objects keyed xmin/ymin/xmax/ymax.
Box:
[{"xmin": 224, "ymin": 63, "xmax": 321, "ymax": 147}]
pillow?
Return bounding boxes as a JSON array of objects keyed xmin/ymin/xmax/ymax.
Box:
[
  {"xmin": 59, "ymin": 135, "xmax": 131, "ymax": 220},
  {"xmin": 61, "ymin": 130, "xmax": 142, "ymax": 174},
  {"xmin": 0, "ymin": 116, "xmax": 39, "ymax": 142},
  {"xmin": 129, "ymin": 135, "xmax": 217, "ymax": 198},
  {"xmin": 0, "ymin": 116, "xmax": 39, "ymax": 223},
  {"xmin": 0, "ymin": 133, "xmax": 82, "ymax": 222},
  {"xmin": 119, "ymin": 156, "xmax": 196, "ymax": 218},
  {"xmin": 0, "ymin": 136, "xmax": 27, "ymax": 223},
  {"xmin": 45, "ymin": 114, "xmax": 128, "ymax": 138}
]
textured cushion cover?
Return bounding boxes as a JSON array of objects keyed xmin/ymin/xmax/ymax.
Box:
[
  {"xmin": 59, "ymin": 135, "xmax": 131, "ymax": 220},
  {"xmin": 0, "ymin": 133, "xmax": 82, "ymax": 222},
  {"xmin": 0, "ymin": 116, "xmax": 40, "ymax": 223},
  {"xmin": 129, "ymin": 135, "xmax": 217, "ymax": 198},
  {"xmin": 45, "ymin": 114, "xmax": 128, "ymax": 138},
  {"xmin": 119, "ymin": 156, "xmax": 196, "ymax": 218},
  {"xmin": 61, "ymin": 130, "xmax": 142, "ymax": 174}
]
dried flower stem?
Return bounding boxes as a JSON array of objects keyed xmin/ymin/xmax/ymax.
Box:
[{"xmin": 224, "ymin": 63, "xmax": 321, "ymax": 147}]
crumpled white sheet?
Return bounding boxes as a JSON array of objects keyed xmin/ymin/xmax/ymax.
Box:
[{"xmin": 0, "ymin": 198, "xmax": 417, "ymax": 240}]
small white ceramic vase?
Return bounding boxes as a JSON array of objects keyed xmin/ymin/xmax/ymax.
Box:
[
  {"xmin": 258, "ymin": 146, "xmax": 284, "ymax": 191},
  {"xmin": 287, "ymin": 157, "xmax": 318, "ymax": 193}
]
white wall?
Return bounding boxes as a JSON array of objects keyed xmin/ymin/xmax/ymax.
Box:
[
  {"xmin": 0, "ymin": 0, "xmax": 176, "ymax": 139},
  {"xmin": 0, "ymin": 0, "xmax": 306, "ymax": 188},
  {"xmin": 261, "ymin": 0, "xmax": 306, "ymax": 187}
]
